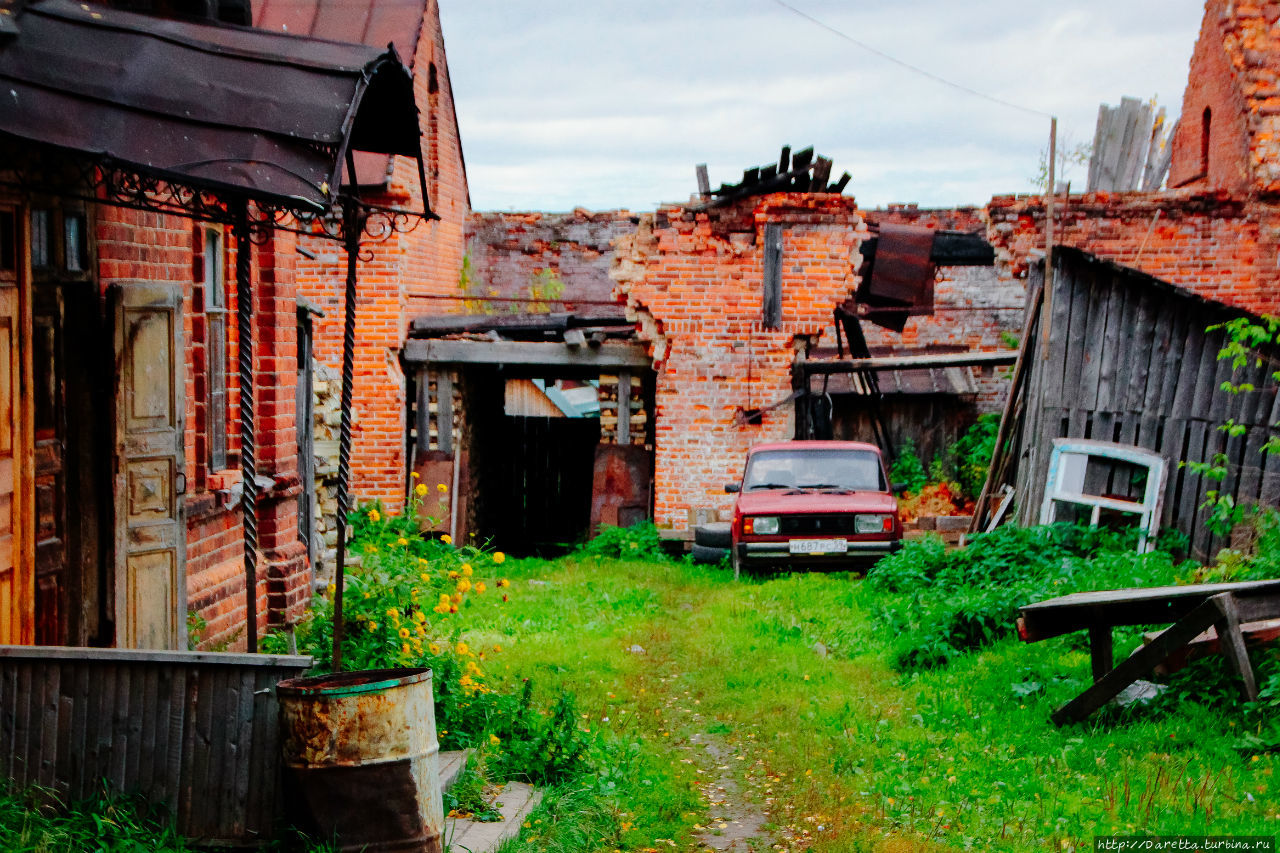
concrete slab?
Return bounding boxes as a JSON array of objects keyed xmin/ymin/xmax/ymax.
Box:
[
  {"xmin": 445, "ymin": 781, "xmax": 542, "ymax": 853},
  {"xmin": 439, "ymin": 749, "xmax": 471, "ymax": 793}
]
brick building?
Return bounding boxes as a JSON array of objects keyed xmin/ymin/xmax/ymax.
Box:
[
  {"xmin": 262, "ymin": 0, "xmax": 471, "ymax": 551},
  {"xmin": 0, "ymin": 1, "xmax": 425, "ymax": 650},
  {"xmin": 988, "ymin": 0, "xmax": 1280, "ymax": 316}
]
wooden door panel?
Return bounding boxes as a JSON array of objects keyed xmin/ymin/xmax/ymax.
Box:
[
  {"xmin": 111, "ymin": 284, "xmax": 184, "ymax": 650},
  {"xmin": 0, "ymin": 283, "xmax": 21, "ymax": 644},
  {"xmin": 33, "ymin": 285, "xmax": 66, "ymax": 645}
]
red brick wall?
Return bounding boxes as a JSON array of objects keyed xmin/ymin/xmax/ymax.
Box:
[
  {"xmin": 296, "ymin": 0, "xmax": 469, "ymax": 515},
  {"xmin": 1168, "ymin": 0, "xmax": 1253, "ymax": 191},
  {"xmin": 465, "ymin": 210, "xmax": 635, "ymax": 316},
  {"xmin": 985, "ymin": 191, "xmax": 1280, "ymax": 315},
  {"xmin": 613, "ymin": 194, "xmax": 868, "ymax": 531},
  {"xmin": 96, "ymin": 205, "xmax": 308, "ymax": 650}
]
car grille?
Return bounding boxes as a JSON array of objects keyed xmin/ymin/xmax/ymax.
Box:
[{"xmin": 779, "ymin": 515, "xmax": 859, "ymax": 535}]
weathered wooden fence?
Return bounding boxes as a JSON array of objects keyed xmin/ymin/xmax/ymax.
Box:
[
  {"xmin": 989, "ymin": 246, "xmax": 1280, "ymax": 559},
  {"xmin": 0, "ymin": 645, "xmax": 311, "ymax": 845}
]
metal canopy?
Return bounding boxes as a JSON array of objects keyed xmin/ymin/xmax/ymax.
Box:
[{"xmin": 0, "ymin": 0, "xmax": 425, "ymax": 212}]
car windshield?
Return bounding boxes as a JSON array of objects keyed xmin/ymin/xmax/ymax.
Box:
[{"xmin": 742, "ymin": 448, "xmax": 885, "ymax": 492}]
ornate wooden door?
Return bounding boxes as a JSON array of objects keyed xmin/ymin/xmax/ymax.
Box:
[
  {"xmin": 0, "ymin": 205, "xmax": 27, "ymax": 644},
  {"xmin": 110, "ymin": 283, "xmax": 185, "ymax": 649}
]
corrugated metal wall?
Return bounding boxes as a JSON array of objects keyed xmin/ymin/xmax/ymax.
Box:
[
  {"xmin": 1006, "ymin": 247, "xmax": 1280, "ymax": 559},
  {"xmin": 0, "ymin": 645, "xmax": 311, "ymax": 845}
]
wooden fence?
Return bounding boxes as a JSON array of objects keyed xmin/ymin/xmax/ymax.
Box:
[
  {"xmin": 985, "ymin": 247, "xmax": 1280, "ymax": 559},
  {"xmin": 0, "ymin": 645, "xmax": 312, "ymax": 845}
]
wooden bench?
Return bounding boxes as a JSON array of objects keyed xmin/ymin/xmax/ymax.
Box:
[{"xmin": 1017, "ymin": 580, "xmax": 1280, "ymax": 725}]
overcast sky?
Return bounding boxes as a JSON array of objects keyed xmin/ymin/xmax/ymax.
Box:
[{"xmin": 437, "ymin": 1, "xmax": 1206, "ymax": 213}]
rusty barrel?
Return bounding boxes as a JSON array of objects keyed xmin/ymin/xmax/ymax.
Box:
[{"xmin": 276, "ymin": 667, "xmax": 442, "ymax": 853}]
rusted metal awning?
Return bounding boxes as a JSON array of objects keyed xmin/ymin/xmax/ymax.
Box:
[{"xmin": 0, "ymin": 0, "xmax": 425, "ymax": 211}]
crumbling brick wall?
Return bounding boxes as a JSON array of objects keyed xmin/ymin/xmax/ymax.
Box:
[
  {"xmin": 612, "ymin": 194, "xmax": 868, "ymax": 532},
  {"xmin": 985, "ymin": 191, "xmax": 1280, "ymax": 316},
  {"xmin": 465, "ymin": 210, "xmax": 636, "ymax": 315}
]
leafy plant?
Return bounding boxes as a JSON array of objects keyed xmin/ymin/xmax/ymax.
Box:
[
  {"xmin": 582, "ymin": 520, "xmax": 667, "ymax": 562},
  {"xmin": 889, "ymin": 438, "xmax": 927, "ymax": 493}
]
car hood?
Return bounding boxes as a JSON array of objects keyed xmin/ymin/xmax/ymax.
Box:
[{"xmin": 734, "ymin": 489, "xmax": 898, "ymax": 515}]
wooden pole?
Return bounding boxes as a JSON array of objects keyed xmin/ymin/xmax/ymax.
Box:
[{"xmin": 1041, "ymin": 116, "xmax": 1057, "ymax": 360}]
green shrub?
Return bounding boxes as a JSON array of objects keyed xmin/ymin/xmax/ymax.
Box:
[
  {"xmin": 950, "ymin": 413, "xmax": 1000, "ymax": 500},
  {"xmin": 869, "ymin": 524, "xmax": 1194, "ymax": 671},
  {"xmin": 582, "ymin": 520, "xmax": 667, "ymax": 561},
  {"xmin": 888, "ymin": 438, "xmax": 928, "ymax": 493}
]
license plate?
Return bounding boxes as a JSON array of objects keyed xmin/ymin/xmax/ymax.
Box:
[{"xmin": 788, "ymin": 538, "xmax": 847, "ymax": 555}]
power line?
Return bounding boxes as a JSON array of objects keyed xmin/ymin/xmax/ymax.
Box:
[{"xmin": 769, "ymin": 0, "xmax": 1054, "ymax": 120}]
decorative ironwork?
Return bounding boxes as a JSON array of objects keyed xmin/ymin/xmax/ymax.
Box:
[{"xmin": 234, "ymin": 204, "xmax": 259, "ymax": 654}]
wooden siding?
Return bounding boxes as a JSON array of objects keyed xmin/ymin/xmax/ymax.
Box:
[
  {"xmin": 0, "ymin": 645, "xmax": 311, "ymax": 845},
  {"xmin": 1002, "ymin": 247, "xmax": 1280, "ymax": 559}
]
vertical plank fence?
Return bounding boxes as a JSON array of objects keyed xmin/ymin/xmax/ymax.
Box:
[
  {"xmin": 993, "ymin": 247, "xmax": 1280, "ymax": 559},
  {"xmin": 0, "ymin": 646, "xmax": 311, "ymax": 846}
]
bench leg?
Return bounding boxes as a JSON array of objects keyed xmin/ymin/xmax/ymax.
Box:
[
  {"xmin": 1214, "ymin": 594, "xmax": 1259, "ymax": 702},
  {"xmin": 1089, "ymin": 624, "xmax": 1113, "ymax": 683}
]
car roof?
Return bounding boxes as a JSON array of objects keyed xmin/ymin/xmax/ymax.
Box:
[{"xmin": 748, "ymin": 440, "xmax": 883, "ymax": 455}]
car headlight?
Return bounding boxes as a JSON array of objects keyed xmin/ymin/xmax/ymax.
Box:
[
  {"xmin": 745, "ymin": 516, "xmax": 779, "ymax": 535},
  {"xmin": 854, "ymin": 514, "xmax": 893, "ymax": 534}
]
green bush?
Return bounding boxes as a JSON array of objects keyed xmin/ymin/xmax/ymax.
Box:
[
  {"xmin": 950, "ymin": 413, "xmax": 1000, "ymax": 500},
  {"xmin": 888, "ymin": 438, "xmax": 928, "ymax": 493},
  {"xmin": 582, "ymin": 521, "xmax": 667, "ymax": 561},
  {"xmin": 869, "ymin": 524, "xmax": 1195, "ymax": 671}
]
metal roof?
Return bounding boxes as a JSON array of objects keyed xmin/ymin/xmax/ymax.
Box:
[{"xmin": 0, "ymin": 0, "xmax": 424, "ymax": 211}]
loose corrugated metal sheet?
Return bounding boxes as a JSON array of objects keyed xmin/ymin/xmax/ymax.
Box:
[
  {"xmin": 0, "ymin": 0, "xmax": 422, "ymax": 209},
  {"xmin": 254, "ymin": 0, "xmax": 429, "ymax": 188},
  {"xmin": 821, "ymin": 367, "xmax": 978, "ymax": 396}
]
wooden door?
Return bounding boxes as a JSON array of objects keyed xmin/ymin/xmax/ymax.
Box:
[
  {"xmin": 32, "ymin": 284, "xmax": 66, "ymax": 644},
  {"xmin": 110, "ymin": 283, "xmax": 185, "ymax": 650},
  {"xmin": 0, "ymin": 206, "xmax": 30, "ymax": 644}
]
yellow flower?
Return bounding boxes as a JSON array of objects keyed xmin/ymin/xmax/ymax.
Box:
[
  {"xmin": 416, "ymin": 624, "xmax": 426, "ymax": 637},
  {"xmin": 368, "ymin": 509, "xmax": 380, "ymax": 523},
  {"xmin": 413, "ymin": 610, "xmax": 427, "ymax": 623},
  {"xmin": 433, "ymin": 604, "xmax": 449, "ymax": 614},
  {"xmin": 411, "ymin": 471, "xmax": 420, "ymax": 479},
  {"xmin": 475, "ymin": 582, "xmax": 487, "ymax": 594},
  {"xmin": 386, "ymin": 607, "xmax": 399, "ymax": 619},
  {"xmin": 415, "ymin": 483, "xmax": 428, "ymax": 497},
  {"xmin": 461, "ymin": 564, "xmax": 473, "ymax": 577},
  {"xmin": 399, "ymin": 627, "xmax": 411, "ymax": 639},
  {"xmin": 451, "ymin": 593, "xmax": 463, "ymax": 605},
  {"xmin": 437, "ymin": 483, "xmax": 449, "ymax": 493},
  {"xmin": 492, "ymin": 644, "xmax": 502, "ymax": 653},
  {"xmin": 364, "ymin": 543, "xmax": 377, "ymax": 554},
  {"xmin": 497, "ymin": 578, "xmax": 510, "ymax": 588},
  {"xmin": 456, "ymin": 642, "xmax": 469, "ymax": 656},
  {"xmin": 440, "ymin": 534, "xmax": 452, "ymax": 545},
  {"xmin": 456, "ymin": 578, "xmax": 472, "ymax": 593},
  {"xmin": 466, "ymin": 660, "xmax": 483, "ymax": 676},
  {"xmin": 420, "ymin": 572, "xmax": 431, "ymax": 582},
  {"xmin": 363, "ymin": 591, "xmax": 371, "ymax": 599},
  {"xmin": 489, "ymin": 733, "xmax": 501, "ymax": 746},
  {"xmin": 493, "ymin": 552, "xmax": 506, "ymax": 565},
  {"xmin": 429, "ymin": 643, "xmax": 441, "ymax": 655},
  {"xmin": 368, "ymin": 621, "xmax": 378, "ymax": 632},
  {"xmin": 448, "ymin": 570, "xmax": 460, "ymax": 580},
  {"xmin": 396, "ymin": 537, "xmax": 409, "ymax": 547},
  {"xmin": 402, "ymin": 643, "xmax": 411, "ymax": 655},
  {"xmin": 439, "ymin": 592, "xmax": 452, "ymax": 604},
  {"xmin": 326, "ymin": 582, "xmax": 336, "ymax": 596}
]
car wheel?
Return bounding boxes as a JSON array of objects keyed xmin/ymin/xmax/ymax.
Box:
[
  {"xmin": 690, "ymin": 543, "xmax": 728, "ymax": 564},
  {"xmin": 694, "ymin": 522, "xmax": 732, "ymax": 548}
]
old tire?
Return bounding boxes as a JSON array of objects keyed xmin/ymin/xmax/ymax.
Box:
[
  {"xmin": 690, "ymin": 543, "xmax": 729, "ymax": 564},
  {"xmin": 694, "ymin": 522, "xmax": 732, "ymax": 548}
]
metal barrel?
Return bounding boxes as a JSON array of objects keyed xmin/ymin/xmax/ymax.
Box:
[{"xmin": 276, "ymin": 667, "xmax": 442, "ymax": 853}]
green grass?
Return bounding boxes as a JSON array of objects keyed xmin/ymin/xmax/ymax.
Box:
[{"xmin": 454, "ymin": 553, "xmax": 1280, "ymax": 851}]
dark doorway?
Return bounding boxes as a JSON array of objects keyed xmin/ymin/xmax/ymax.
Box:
[{"xmin": 493, "ymin": 415, "xmax": 601, "ymax": 556}]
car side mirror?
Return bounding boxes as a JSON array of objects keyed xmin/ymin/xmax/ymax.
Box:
[{"xmin": 725, "ymin": 483, "xmax": 741, "ymax": 494}]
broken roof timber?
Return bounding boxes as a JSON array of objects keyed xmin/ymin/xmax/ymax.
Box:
[
  {"xmin": 802, "ymin": 350, "xmax": 1017, "ymax": 375},
  {"xmin": 404, "ymin": 339, "xmax": 650, "ymax": 368}
]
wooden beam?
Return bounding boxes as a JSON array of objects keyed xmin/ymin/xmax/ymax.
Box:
[
  {"xmin": 415, "ymin": 368, "xmax": 430, "ymax": 456},
  {"xmin": 405, "ymin": 339, "xmax": 651, "ymax": 368},
  {"xmin": 617, "ymin": 369, "xmax": 631, "ymax": 446},
  {"xmin": 436, "ymin": 369, "xmax": 454, "ymax": 456},
  {"xmin": 696, "ymin": 163, "xmax": 710, "ymax": 197},
  {"xmin": 803, "ymin": 350, "xmax": 1016, "ymax": 375}
]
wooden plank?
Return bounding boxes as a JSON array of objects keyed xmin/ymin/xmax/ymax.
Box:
[
  {"xmin": 695, "ymin": 163, "xmax": 710, "ymax": 197},
  {"xmin": 1214, "ymin": 594, "xmax": 1258, "ymax": 701},
  {"xmin": 1078, "ymin": 262, "xmax": 1111, "ymax": 413},
  {"xmin": 804, "ymin": 350, "xmax": 1017, "ymax": 374},
  {"xmin": 1119, "ymin": 101, "xmax": 1155, "ymax": 191},
  {"xmin": 53, "ymin": 662, "xmax": 73, "ymax": 795},
  {"xmin": 1089, "ymin": 624, "xmax": 1113, "ymax": 683},
  {"xmin": 1141, "ymin": 107, "xmax": 1168, "ymax": 190},
  {"xmin": 436, "ymin": 369, "xmax": 454, "ymax": 457},
  {"xmin": 404, "ymin": 339, "xmax": 651, "ymax": 368},
  {"xmin": 110, "ymin": 663, "xmax": 131, "ymax": 791},
  {"xmin": 231, "ymin": 668, "xmax": 257, "ymax": 839},
  {"xmin": 415, "ymin": 368, "xmax": 430, "ymax": 455},
  {"xmin": 37, "ymin": 659, "xmax": 57, "ymax": 787},
  {"xmin": 13, "ymin": 660, "xmax": 31, "ymax": 785},
  {"xmin": 617, "ymin": 370, "xmax": 631, "ymax": 446},
  {"xmin": 1087, "ymin": 103, "xmax": 1109, "ymax": 190},
  {"xmin": 0, "ymin": 645, "xmax": 310, "ymax": 668},
  {"xmin": 762, "ymin": 222, "xmax": 782, "ymax": 329}
]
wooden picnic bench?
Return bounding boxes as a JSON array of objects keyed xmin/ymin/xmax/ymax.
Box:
[{"xmin": 1017, "ymin": 579, "xmax": 1280, "ymax": 725}]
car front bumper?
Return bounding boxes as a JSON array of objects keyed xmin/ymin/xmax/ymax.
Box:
[{"xmin": 735, "ymin": 538, "xmax": 902, "ymax": 569}]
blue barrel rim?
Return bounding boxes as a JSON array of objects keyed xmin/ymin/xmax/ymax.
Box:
[{"xmin": 276, "ymin": 666, "xmax": 432, "ymax": 698}]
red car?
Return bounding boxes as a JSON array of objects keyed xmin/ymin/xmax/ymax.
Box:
[{"xmin": 727, "ymin": 440, "xmax": 902, "ymax": 577}]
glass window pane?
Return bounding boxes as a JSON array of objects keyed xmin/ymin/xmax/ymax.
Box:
[
  {"xmin": 64, "ymin": 213, "xmax": 86, "ymax": 272},
  {"xmin": 0, "ymin": 210, "xmax": 14, "ymax": 274},
  {"xmin": 204, "ymin": 228, "xmax": 224, "ymax": 308},
  {"xmin": 30, "ymin": 209, "xmax": 51, "ymax": 269}
]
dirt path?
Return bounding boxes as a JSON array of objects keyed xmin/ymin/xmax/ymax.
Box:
[{"xmin": 687, "ymin": 733, "xmax": 770, "ymax": 850}]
